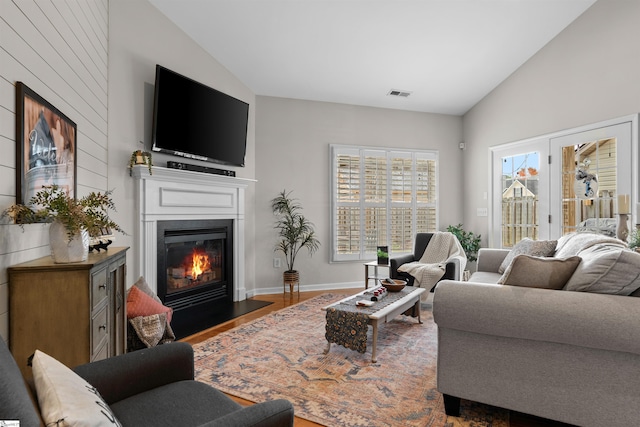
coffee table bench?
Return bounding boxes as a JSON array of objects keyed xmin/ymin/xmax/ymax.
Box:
[{"xmin": 322, "ymin": 286, "xmax": 425, "ymax": 362}]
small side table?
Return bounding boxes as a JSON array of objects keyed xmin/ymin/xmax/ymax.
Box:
[{"xmin": 363, "ymin": 260, "xmax": 390, "ymax": 289}]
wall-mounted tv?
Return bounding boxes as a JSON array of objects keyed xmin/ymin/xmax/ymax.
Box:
[{"xmin": 151, "ymin": 65, "xmax": 249, "ymax": 167}]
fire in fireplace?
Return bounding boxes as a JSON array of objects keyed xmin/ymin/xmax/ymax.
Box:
[{"xmin": 157, "ymin": 219, "xmax": 233, "ymax": 338}]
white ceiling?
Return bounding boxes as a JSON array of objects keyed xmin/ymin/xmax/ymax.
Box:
[{"xmin": 148, "ymin": 0, "xmax": 597, "ymax": 116}]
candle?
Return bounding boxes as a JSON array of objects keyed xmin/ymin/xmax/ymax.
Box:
[{"xmin": 618, "ymin": 194, "xmax": 630, "ymax": 214}]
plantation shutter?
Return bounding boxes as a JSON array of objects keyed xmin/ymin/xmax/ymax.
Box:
[{"xmin": 331, "ymin": 145, "xmax": 438, "ymax": 262}]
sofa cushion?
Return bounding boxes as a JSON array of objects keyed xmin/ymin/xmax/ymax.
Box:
[
  {"xmin": 110, "ymin": 380, "xmax": 241, "ymax": 426},
  {"xmin": 468, "ymin": 271, "xmax": 503, "ymax": 284},
  {"xmin": 564, "ymin": 244, "xmax": 640, "ymax": 295},
  {"xmin": 498, "ymin": 255, "xmax": 582, "ymax": 289},
  {"xmin": 554, "ymin": 232, "xmax": 625, "ymax": 259},
  {"xmin": 32, "ymin": 350, "xmax": 121, "ymax": 427},
  {"xmin": 498, "ymin": 238, "xmax": 557, "ymax": 274}
]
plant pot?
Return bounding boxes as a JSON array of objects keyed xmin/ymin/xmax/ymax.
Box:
[
  {"xmin": 377, "ymin": 246, "xmax": 389, "ymax": 265},
  {"xmin": 49, "ymin": 221, "xmax": 89, "ymax": 263},
  {"xmin": 283, "ymin": 270, "xmax": 300, "ymax": 293}
]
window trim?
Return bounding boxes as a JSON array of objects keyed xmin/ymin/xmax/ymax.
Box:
[{"xmin": 330, "ymin": 144, "xmax": 439, "ymax": 263}]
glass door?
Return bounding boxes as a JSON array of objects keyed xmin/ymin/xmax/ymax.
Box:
[{"xmin": 550, "ymin": 122, "xmax": 633, "ymax": 238}]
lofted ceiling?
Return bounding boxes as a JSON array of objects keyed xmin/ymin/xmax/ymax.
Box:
[{"xmin": 148, "ymin": 0, "xmax": 597, "ymax": 115}]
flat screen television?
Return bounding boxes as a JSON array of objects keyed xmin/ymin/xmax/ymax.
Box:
[{"xmin": 151, "ymin": 65, "xmax": 249, "ymax": 167}]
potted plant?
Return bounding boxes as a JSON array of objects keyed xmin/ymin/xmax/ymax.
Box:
[
  {"xmin": 447, "ymin": 224, "xmax": 481, "ymax": 280},
  {"xmin": 271, "ymin": 190, "xmax": 320, "ymax": 291},
  {"xmin": 4, "ymin": 185, "xmax": 125, "ymax": 263},
  {"xmin": 129, "ymin": 150, "xmax": 153, "ymax": 175}
]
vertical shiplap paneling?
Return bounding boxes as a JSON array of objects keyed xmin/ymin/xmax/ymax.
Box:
[{"xmin": 0, "ymin": 0, "xmax": 108, "ymax": 342}]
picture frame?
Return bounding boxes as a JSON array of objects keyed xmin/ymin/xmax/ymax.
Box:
[{"xmin": 15, "ymin": 82, "xmax": 77, "ymax": 204}]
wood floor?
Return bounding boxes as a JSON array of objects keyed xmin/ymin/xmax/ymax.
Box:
[{"xmin": 181, "ymin": 288, "xmax": 572, "ymax": 427}]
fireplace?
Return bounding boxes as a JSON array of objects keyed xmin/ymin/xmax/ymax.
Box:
[
  {"xmin": 157, "ymin": 219, "xmax": 233, "ymax": 338},
  {"xmin": 133, "ymin": 165, "xmax": 251, "ymax": 340}
]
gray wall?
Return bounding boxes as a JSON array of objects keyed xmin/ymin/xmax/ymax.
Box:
[
  {"xmin": 0, "ymin": 0, "xmax": 109, "ymax": 343},
  {"xmin": 108, "ymin": 0, "xmax": 257, "ymax": 288},
  {"xmin": 254, "ymin": 96, "xmax": 463, "ymax": 293},
  {"xmin": 462, "ymin": 0, "xmax": 640, "ymax": 243}
]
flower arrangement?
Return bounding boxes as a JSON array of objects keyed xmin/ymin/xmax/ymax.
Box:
[
  {"xmin": 129, "ymin": 150, "xmax": 153, "ymax": 175},
  {"xmin": 4, "ymin": 185, "xmax": 125, "ymax": 241}
]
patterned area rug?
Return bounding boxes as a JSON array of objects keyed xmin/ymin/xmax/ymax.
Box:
[{"xmin": 193, "ymin": 294, "xmax": 509, "ymax": 427}]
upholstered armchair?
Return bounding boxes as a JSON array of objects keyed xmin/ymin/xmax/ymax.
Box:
[
  {"xmin": 390, "ymin": 232, "xmax": 463, "ymax": 291},
  {"xmin": 1, "ymin": 338, "xmax": 294, "ymax": 426}
]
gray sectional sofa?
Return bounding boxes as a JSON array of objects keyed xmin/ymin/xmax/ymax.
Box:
[{"xmin": 433, "ymin": 232, "xmax": 640, "ymax": 427}]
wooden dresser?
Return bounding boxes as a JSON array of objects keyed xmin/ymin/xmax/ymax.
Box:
[{"xmin": 9, "ymin": 247, "xmax": 128, "ymax": 380}]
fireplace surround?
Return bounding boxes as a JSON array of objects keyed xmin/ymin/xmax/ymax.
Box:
[{"xmin": 133, "ymin": 165, "xmax": 252, "ymax": 336}]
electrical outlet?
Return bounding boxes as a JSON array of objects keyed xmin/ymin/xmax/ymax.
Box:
[
  {"xmin": 477, "ymin": 207, "xmax": 488, "ymax": 217},
  {"xmin": 273, "ymin": 258, "xmax": 281, "ymax": 268}
]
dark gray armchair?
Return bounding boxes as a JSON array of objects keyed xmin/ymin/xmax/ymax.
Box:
[
  {"xmin": 1, "ymin": 338, "xmax": 294, "ymax": 427},
  {"xmin": 390, "ymin": 232, "xmax": 462, "ymax": 291}
]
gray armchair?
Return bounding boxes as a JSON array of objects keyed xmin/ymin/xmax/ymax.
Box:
[
  {"xmin": 390, "ymin": 232, "xmax": 462, "ymax": 291},
  {"xmin": 1, "ymin": 338, "xmax": 294, "ymax": 426}
]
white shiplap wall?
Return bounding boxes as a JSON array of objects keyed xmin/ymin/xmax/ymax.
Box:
[{"xmin": 0, "ymin": 0, "xmax": 109, "ymax": 342}]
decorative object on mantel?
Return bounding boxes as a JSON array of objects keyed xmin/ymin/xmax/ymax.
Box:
[
  {"xmin": 271, "ymin": 190, "xmax": 320, "ymax": 294},
  {"xmin": 3, "ymin": 185, "xmax": 125, "ymax": 263},
  {"xmin": 129, "ymin": 149, "xmax": 153, "ymax": 175}
]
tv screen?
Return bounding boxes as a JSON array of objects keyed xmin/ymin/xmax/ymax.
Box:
[{"xmin": 151, "ymin": 65, "xmax": 249, "ymax": 167}]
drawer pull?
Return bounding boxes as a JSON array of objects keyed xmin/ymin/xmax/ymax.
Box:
[
  {"xmin": 98, "ymin": 284, "xmax": 106, "ymax": 290},
  {"xmin": 99, "ymin": 325, "xmax": 107, "ymax": 331}
]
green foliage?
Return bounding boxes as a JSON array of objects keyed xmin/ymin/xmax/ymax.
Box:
[
  {"xmin": 271, "ymin": 190, "xmax": 320, "ymax": 272},
  {"xmin": 628, "ymin": 228, "xmax": 640, "ymax": 251},
  {"xmin": 4, "ymin": 185, "xmax": 125, "ymax": 241},
  {"xmin": 129, "ymin": 150, "xmax": 153, "ymax": 175},
  {"xmin": 446, "ymin": 223, "xmax": 481, "ymax": 262},
  {"xmin": 377, "ymin": 248, "xmax": 388, "ymax": 258}
]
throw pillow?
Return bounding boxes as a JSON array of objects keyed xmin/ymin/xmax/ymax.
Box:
[
  {"xmin": 126, "ymin": 285, "xmax": 173, "ymax": 322},
  {"xmin": 130, "ymin": 276, "xmax": 163, "ymax": 303},
  {"xmin": 563, "ymin": 244, "xmax": 640, "ymax": 295},
  {"xmin": 498, "ymin": 254, "xmax": 582, "ymax": 289},
  {"xmin": 498, "ymin": 238, "xmax": 557, "ymax": 274},
  {"xmin": 32, "ymin": 350, "xmax": 122, "ymax": 427}
]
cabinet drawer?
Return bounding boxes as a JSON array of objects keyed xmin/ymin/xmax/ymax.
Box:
[
  {"xmin": 91, "ymin": 307, "xmax": 109, "ymax": 355},
  {"xmin": 91, "ymin": 267, "xmax": 108, "ymax": 309},
  {"xmin": 91, "ymin": 341, "xmax": 109, "ymax": 362}
]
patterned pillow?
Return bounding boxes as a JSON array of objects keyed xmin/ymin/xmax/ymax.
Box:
[
  {"xmin": 32, "ymin": 350, "xmax": 121, "ymax": 427},
  {"xmin": 126, "ymin": 285, "xmax": 173, "ymax": 322},
  {"xmin": 498, "ymin": 254, "xmax": 581, "ymax": 289},
  {"xmin": 498, "ymin": 238, "xmax": 558, "ymax": 274}
]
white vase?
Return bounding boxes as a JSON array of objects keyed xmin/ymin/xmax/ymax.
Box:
[{"xmin": 49, "ymin": 221, "xmax": 89, "ymax": 263}]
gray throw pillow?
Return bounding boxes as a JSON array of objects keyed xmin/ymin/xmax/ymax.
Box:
[
  {"xmin": 564, "ymin": 244, "xmax": 640, "ymax": 295},
  {"xmin": 498, "ymin": 254, "xmax": 581, "ymax": 289},
  {"xmin": 498, "ymin": 238, "xmax": 558, "ymax": 274}
]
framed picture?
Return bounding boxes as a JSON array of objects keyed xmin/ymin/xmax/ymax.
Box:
[{"xmin": 15, "ymin": 82, "xmax": 77, "ymax": 204}]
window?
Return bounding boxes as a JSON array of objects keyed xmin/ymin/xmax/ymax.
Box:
[{"xmin": 330, "ymin": 145, "xmax": 438, "ymax": 262}]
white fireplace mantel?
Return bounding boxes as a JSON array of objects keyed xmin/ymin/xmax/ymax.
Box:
[{"xmin": 132, "ymin": 165, "xmax": 253, "ymax": 301}]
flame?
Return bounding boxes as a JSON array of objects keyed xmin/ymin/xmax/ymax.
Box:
[{"xmin": 191, "ymin": 250, "xmax": 211, "ymax": 279}]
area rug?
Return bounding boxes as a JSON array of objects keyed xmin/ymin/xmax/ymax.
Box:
[{"xmin": 193, "ymin": 294, "xmax": 509, "ymax": 427}]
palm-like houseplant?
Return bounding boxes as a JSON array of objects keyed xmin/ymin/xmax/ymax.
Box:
[
  {"xmin": 271, "ymin": 190, "xmax": 320, "ymax": 289},
  {"xmin": 4, "ymin": 185, "xmax": 125, "ymax": 262}
]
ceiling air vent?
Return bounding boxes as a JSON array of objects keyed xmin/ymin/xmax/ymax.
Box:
[{"xmin": 387, "ymin": 89, "xmax": 412, "ymax": 98}]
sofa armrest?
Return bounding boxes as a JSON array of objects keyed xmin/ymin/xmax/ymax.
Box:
[
  {"xmin": 433, "ymin": 280, "xmax": 640, "ymax": 355},
  {"xmin": 73, "ymin": 342, "xmax": 194, "ymax": 404},
  {"xmin": 199, "ymin": 399, "xmax": 294, "ymax": 427},
  {"xmin": 475, "ymin": 248, "xmax": 510, "ymax": 273},
  {"xmin": 390, "ymin": 253, "xmax": 416, "ymax": 278}
]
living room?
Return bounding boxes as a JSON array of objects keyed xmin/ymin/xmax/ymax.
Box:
[{"xmin": 1, "ymin": 0, "xmax": 640, "ymax": 425}]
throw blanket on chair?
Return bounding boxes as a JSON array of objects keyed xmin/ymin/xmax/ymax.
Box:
[{"xmin": 398, "ymin": 232, "xmax": 467, "ymax": 294}]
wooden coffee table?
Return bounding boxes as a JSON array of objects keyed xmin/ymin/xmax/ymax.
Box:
[{"xmin": 322, "ymin": 286, "xmax": 425, "ymax": 362}]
